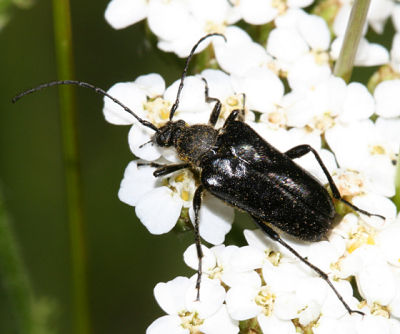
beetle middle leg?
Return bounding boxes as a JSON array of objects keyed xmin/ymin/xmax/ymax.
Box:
[
  {"xmin": 252, "ymin": 216, "xmax": 364, "ymax": 315},
  {"xmin": 284, "ymin": 144, "xmax": 385, "ymax": 219},
  {"xmin": 137, "ymin": 162, "xmax": 190, "ymax": 177}
]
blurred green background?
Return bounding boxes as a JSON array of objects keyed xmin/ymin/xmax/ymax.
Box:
[{"xmin": 0, "ymin": 1, "xmax": 199, "ymax": 333}]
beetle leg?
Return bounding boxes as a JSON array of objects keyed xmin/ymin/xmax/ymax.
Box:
[
  {"xmin": 193, "ymin": 185, "xmax": 205, "ymax": 300},
  {"xmin": 251, "ymin": 216, "xmax": 364, "ymax": 316},
  {"xmin": 223, "ymin": 109, "xmax": 240, "ymax": 127},
  {"xmin": 137, "ymin": 162, "xmax": 190, "ymax": 177},
  {"xmin": 238, "ymin": 93, "xmax": 246, "ymax": 122},
  {"xmin": 284, "ymin": 145, "xmax": 385, "ymax": 220},
  {"xmin": 201, "ymin": 78, "xmax": 222, "ymax": 127}
]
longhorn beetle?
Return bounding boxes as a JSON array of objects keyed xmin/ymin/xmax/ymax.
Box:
[{"xmin": 13, "ymin": 33, "xmax": 384, "ymax": 316}]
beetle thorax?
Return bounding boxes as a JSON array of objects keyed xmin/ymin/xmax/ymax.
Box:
[{"xmin": 154, "ymin": 121, "xmax": 218, "ymax": 165}]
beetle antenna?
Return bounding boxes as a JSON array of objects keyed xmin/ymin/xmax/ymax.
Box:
[
  {"xmin": 138, "ymin": 139, "xmax": 153, "ymax": 149},
  {"xmin": 12, "ymin": 80, "xmax": 158, "ymax": 132},
  {"xmin": 169, "ymin": 33, "xmax": 227, "ymax": 121}
]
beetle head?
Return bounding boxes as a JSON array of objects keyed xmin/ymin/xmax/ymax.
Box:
[{"xmin": 154, "ymin": 120, "xmax": 186, "ymax": 147}]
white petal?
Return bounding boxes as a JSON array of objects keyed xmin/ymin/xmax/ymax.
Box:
[
  {"xmin": 357, "ymin": 263, "xmax": 396, "ymax": 305},
  {"xmin": 391, "ymin": 34, "xmax": 400, "ymax": 71},
  {"xmin": 267, "ymin": 27, "xmax": 309, "ymax": 63},
  {"xmin": 333, "ymin": 5, "xmax": 353, "ymax": 36},
  {"xmin": 244, "ymin": 229, "xmax": 274, "ymax": 252},
  {"xmin": 105, "ymin": 0, "xmax": 147, "ymax": 30},
  {"xmin": 188, "ymin": 0, "xmax": 231, "ymax": 23},
  {"xmin": 128, "ymin": 123, "xmax": 162, "ymax": 161},
  {"xmin": 146, "ymin": 315, "xmax": 188, "ymax": 334},
  {"xmin": 298, "ymin": 14, "xmax": 330, "ymax": 51},
  {"xmin": 229, "ymin": 246, "xmax": 265, "ymax": 271},
  {"xmin": 287, "ymin": 0, "xmax": 314, "ymax": 8},
  {"xmin": 356, "ymin": 315, "xmax": 392, "ymax": 334},
  {"xmin": 148, "ymin": 0, "xmax": 192, "ymax": 43},
  {"xmin": 136, "ymin": 186, "xmax": 182, "ymax": 234},
  {"xmin": 376, "ymin": 222, "xmax": 400, "ymax": 266},
  {"xmin": 295, "ymin": 277, "xmax": 327, "ymax": 308},
  {"xmin": 355, "ymin": 39, "xmax": 390, "ymax": 66},
  {"xmin": 200, "ymin": 69, "xmax": 234, "ymax": 101},
  {"xmin": 273, "ymin": 292, "xmax": 301, "ymax": 319},
  {"xmin": 393, "ymin": 5, "xmax": 400, "ymax": 32},
  {"xmin": 262, "ymin": 261, "xmax": 308, "ymax": 294},
  {"xmin": 325, "ymin": 121, "xmax": 372, "ymax": 170},
  {"xmin": 361, "ymin": 155, "xmax": 396, "ymax": 198},
  {"xmin": 368, "ymin": 0, "xmax": 394, "ymax": 33},
  {"xmin": 185, "ymin": 277, "xmax": 225, "ymax": 318},
  {"xmin": 189, "ymin": 193, "xmax": 234, "ymax": 245},
  {"xmin": 164, "ymin": 76, "xmax": 210, "ymax": 117},
  {"xmin": 321, "ymin": 280, "xmax": 354, "ymax": 318},
  {"xmin": 103, "ymin": 82, "xmax": 147, "ymax": 125},
  {"xmin": 352, "ymin": 193, "xmax": 397, "ymax": 225},
  {"xmin": 306, "ymin": 240, "xmax": 342, "ymax": 272},
  {"xmin": 257, "ymin": 313, "xmax": 296, "ymax": 334},
  {"xmin": 183, "ymin": 244, "xmax": 216, "ymax": 272},
  {"xmin": 135, "ymin": 73, "xmax": 166, "ymax": 98},
  {"xmin": 199, "ymin": 305, "xmax": 239, "ymax": 334},
  {"xmin": 214, "ymin": 27, "xmax": 271, "ymax": 76},
  {"xmin": 154, "ymin": 277, "xmax": 191, "ymax": 315},
  {"xmin": 374, "ymin": 80, "xmax": 400, "ymax": 118},
  {"xmin": 287, "ymin": 54, "xmax": 331, "ymax": 90},
  {"xmin": 312, "ymin": 75, "xmax": 347, "ymax": 117},
  {"xmin": 231, "ymin": 67, "xmax": 284, "ymax": 112},
  {"xmin": 283, "ymin": 90, "xmax": 315, "ymax": 128},
  {"xmin": 339, "ymin": 82, "xmax": 375, "ymax": 122},
  {"xmin": 239, "ymin": 0, "xmax": 278, "ymax": 24},
  {"xmin": 225, "ymin": 285, "xmax": 261, "ymax": 320},
  {"xmin": 375, "ymin": 117, "xmax": 400, "ymax": 151},
  {"xmin": 222, "ymin": 270, "xmax": 262, "ymax": 289},
  {"xmin": 118, "ymin": 161, "xmax": 158, "ymax": 206}
]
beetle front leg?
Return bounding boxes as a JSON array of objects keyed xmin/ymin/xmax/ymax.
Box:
[
  {"xmin": 284, "ymin": 145, "xmax": 385, "ymax": 219},
  {"xmin": 193, "ymin": 185, "xmax": 204, "ymax": 300},
  {"xmin": 251, "ymin": 216, "xmax": 364, "ymax": 316},
  {"xmin": 137, "ymin": 162, "xmax": 190, "ymax": 177}
]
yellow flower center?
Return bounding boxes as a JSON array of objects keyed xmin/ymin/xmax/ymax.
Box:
[
  {"xmin": 179, "ymin": 310, "xmax": 204, "ymax": 333},
  {"xmin": 255, "ymin": 286, "xmax": 275, "ymax": 316},
  {"xmin": 143, "ymin": 97, "xmax": 171, "ymax": 126},
  {"xmin": 347, "ymin": 225, "xmax": 375, "ymax": 254}
]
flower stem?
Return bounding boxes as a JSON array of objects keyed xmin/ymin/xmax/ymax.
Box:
[
  {"xmin": 394, "ymin": 149, "xmax": 400, "ymax": 212},
  {"xmin": 333, "ymin": 0, "xmax": 371, "ymax": 82},
  {"xmin": 0, "ymin": 193, "xmax": 35, "ymax": 334},
  {"xmin": 52, "ymin": 1, "xmax": 91, "ymax": 334}
]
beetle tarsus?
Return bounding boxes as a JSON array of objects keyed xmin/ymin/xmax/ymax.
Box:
[{"xmin": 252, "ymin": 217, "xmax": 360, "ymax": 315}]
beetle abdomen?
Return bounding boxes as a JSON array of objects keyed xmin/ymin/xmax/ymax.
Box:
[{"xmin": 201, "ymin": 156, "xmax": 335, "ymax": 241}]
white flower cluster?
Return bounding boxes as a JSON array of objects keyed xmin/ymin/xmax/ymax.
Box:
[{"xmin": 102, "ymin": 0, "xmax": 400, "ymax": 333}]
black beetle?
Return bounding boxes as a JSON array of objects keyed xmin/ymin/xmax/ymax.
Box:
[{"xmin": 13, "ymin": 33, "xmax": 384, "ymax": 316}]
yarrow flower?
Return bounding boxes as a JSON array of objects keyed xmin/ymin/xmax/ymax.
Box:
[{"xmin": 101, "ymin": 0, "xmax": 400, "ymax": 332}]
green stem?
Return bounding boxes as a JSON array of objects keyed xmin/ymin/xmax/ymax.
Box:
[
  {"xmin": 393, "ymin": 150, "xmax": 400, "ymax": 212},
  {"xmin": 51, "ymin": 2, "xmax": 91, "ymax": 334},
  {"xmin": 333, "ymin": 0, "xmax": 371, "ymax": 82},
  {"xmin": 0, "ymin": 194, "xmax": 35, "ymax": 334}
]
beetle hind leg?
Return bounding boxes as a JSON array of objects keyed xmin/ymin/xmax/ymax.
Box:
[
  {"xmin": 193, "ymin": 185, "xmax": 205, "ymax": 300},
  {"xmin": 284, "ymin": 144, "xmax": 385, "ymax": 220},
  {"xmin": 251, "ymin": 216, "xmax": 364, "ymax": 316}
]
